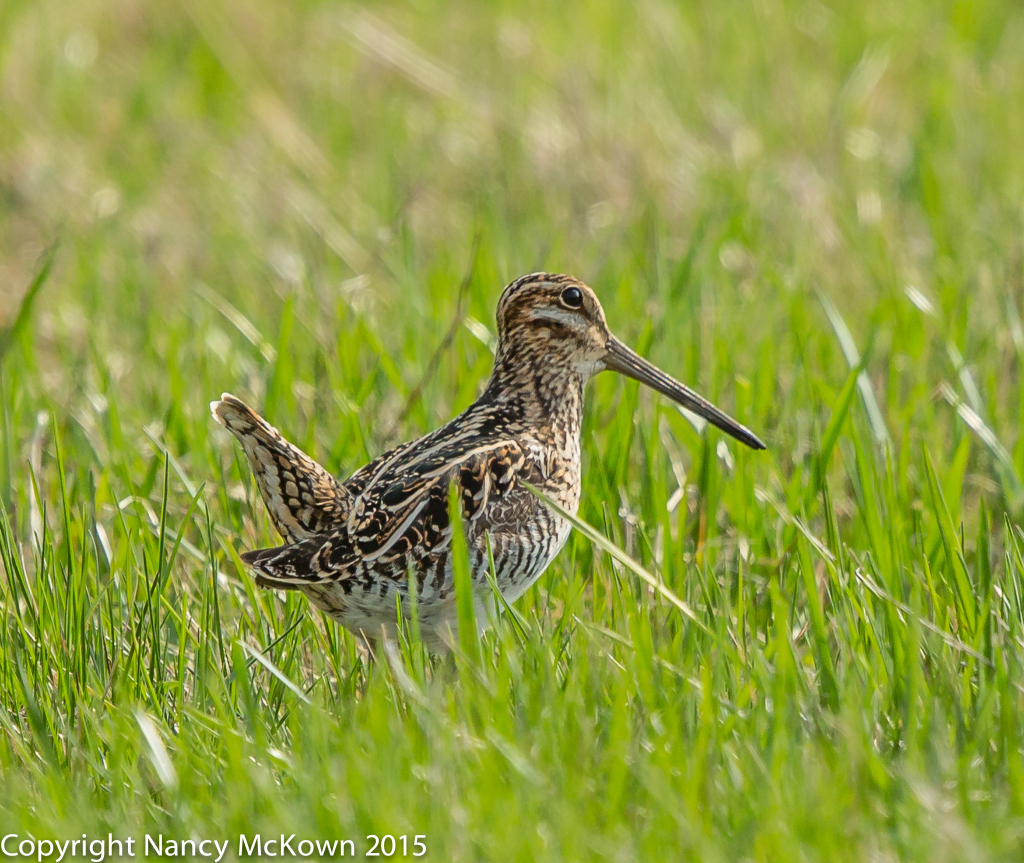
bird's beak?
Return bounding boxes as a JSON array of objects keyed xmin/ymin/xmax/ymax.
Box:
[{"xmin": 603, "ymin": 336, "xmax": 766, "ymax": 450}]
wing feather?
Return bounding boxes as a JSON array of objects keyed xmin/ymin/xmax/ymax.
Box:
[{"xmin": 243, "ymin": 439, "xmax": 528, "ymax": 587}]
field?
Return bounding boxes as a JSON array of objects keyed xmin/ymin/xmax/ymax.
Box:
[{"xmin": 2, "ymin": 0, "xmax": 1024, "ymax": 858}]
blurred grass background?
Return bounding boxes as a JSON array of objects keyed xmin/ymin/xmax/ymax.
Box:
[{"xmin": 2, "ymin": 0, "xmax": 1024, "ymax": 859}]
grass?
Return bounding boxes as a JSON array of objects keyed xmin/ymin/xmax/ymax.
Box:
[{"xmin": 2, "ymin": 0, "xmax": 1024, "ymax": 858}]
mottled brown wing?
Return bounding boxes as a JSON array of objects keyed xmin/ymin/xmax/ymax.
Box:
[
  {"xmin": 212, "ymin": 394, "xmax": 352, "ymax": 542},
  {"xmin": 241, "ymin": 440, "xmax": 527, "ymax": 586}
]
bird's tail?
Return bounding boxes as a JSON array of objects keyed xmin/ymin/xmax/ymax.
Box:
[{"xmin": 211, "ymin": 393, "xmax": 352, "ymax": 542}]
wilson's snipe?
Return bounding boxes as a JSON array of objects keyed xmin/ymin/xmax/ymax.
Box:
[{"xmin": 213, "ymin": 273, "xmax": 765, "ymax": 650}]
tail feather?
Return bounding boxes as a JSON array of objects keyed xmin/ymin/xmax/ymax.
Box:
[
  {"xmin": 240, "ymin": 546, "xmax": 283, "ymax": 568},
  {"xmin": 212, "ymin": 393, "xmax": 352, "ymax": 542},
  {"xmin": 240, "ymin": 537, "xmax": 330, "ymax": 590},
  {"xmin": 254, "ymin": 574, "xmax": 302, "ymax": 591},
  {"xmin": 239, "ymin": 547, "xmax": 304, "ymax": 591}
]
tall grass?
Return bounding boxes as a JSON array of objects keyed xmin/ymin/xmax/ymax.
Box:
[{"xmin": 2, "ymin": 0, "xmax": 1024, "ymax": 858}]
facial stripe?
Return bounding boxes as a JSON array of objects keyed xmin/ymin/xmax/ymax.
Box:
[{"xmin": 527, "ymin": 306, "xmax": 584, "ymax": 329}]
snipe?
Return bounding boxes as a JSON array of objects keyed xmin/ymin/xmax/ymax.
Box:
[{"xmin": 213, "ymin": 273, "xmax": 765, "ymax": 650}]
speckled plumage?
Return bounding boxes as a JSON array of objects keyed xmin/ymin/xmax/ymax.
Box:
[{"xmin": 213, "ymin": 273, "xmax": 765, "ymax": 651}]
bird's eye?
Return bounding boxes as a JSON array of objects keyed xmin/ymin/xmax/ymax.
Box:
[{"xmin": 560, "ymin": 287, "xmax": 583, "ymax": 308}]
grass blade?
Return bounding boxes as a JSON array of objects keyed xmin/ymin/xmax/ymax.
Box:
[
  {"xmin": 524, "ymin": 481, "xmax": 712, "ymax": 637},
  {"xmin": 0, "ymin": 238, "xmax": 58, "ymax": 366},
  {"xmin": 818, "ymin": 292, "xmax": 889, "ymax": 445}
]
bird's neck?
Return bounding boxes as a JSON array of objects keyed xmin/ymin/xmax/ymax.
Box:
[{"xmin": 480, "ymin": 345, "xmax": 587, "ymax": 446}]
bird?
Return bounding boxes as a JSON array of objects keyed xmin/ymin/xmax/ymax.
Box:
[{"xmin": 212, "ymin": 273, "xmax": 765, "ymax": 651}]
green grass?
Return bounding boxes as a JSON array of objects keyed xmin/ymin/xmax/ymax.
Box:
[{"xmin": 2, "ymin": 0, "xmax": 1024, "ymax": 858}]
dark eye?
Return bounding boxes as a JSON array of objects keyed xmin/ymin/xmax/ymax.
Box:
[{"xmin": 560, "ymin": 287, "xmax": 583, "ymax": 308}]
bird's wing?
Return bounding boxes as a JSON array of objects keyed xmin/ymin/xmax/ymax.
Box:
[
  {"xmin": 212, "ymin": 394, "xmax": 352, "ymax": 541},
  {"xmin": 241, "ymin": 439, "xmax": 528, "ymax": 587}
]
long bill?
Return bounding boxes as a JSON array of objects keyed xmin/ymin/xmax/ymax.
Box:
[{"xmin": 604, "ymin": 337, "xmax": 767, "ymax": 450}]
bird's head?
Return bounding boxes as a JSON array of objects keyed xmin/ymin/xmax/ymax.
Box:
[{"xmin": 494, "ymin": 273, "xmax": 766, "ymax": 450}]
